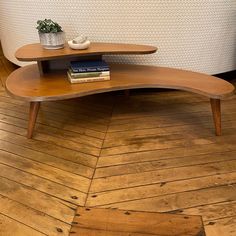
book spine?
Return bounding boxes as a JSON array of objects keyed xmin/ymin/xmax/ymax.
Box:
[
  {"xmin": 67, "ymin": 73, "xmax": 110, "ymax": 83},
  {"xmin": 70, "ymin": 71, "xmax": 110, "ymax": 78},
  {"xmin": 71, "ymin": 67, "xmax": 110, "ymax": 73},
  {"xmin": 69, "ymin": 77, "xmax": 110, "ymax": 83}
]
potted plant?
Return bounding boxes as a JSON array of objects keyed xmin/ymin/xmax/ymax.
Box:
[{"xmin": 36, "ymin": 19, "xmax": 65, "ymax": 49}]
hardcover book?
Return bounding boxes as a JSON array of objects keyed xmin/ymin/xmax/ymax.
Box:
[
  {"xmin": 70, "ymin": 60, "xmax": 109, "ymax": 73},
  {"xmin": 68, "ymin": 69, "xmax": 110, "ymax": 78},
  {"xmin": 67, "ymin": 72, "xmax": 110, "ymax": 83}
]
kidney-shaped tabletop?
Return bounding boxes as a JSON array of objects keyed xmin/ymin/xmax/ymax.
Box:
[
  {"xmin": 15, "ymin": 42, "xmax": 157, "ymax": 61},
  {"xmin": 6, "ymin": 63, "xmax": 235, "ymax": 102}
]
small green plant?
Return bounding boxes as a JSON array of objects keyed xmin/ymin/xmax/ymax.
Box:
[{"xmin": 36, "ymin": 19, "xmax": 63, "ymax": 33}]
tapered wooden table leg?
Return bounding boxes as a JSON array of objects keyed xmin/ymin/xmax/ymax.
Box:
[
  {"xmin": 27, "ymin": 102, "xmax": 40, "ymax": 139},
  {"xmin": 210, "ymin": 98, "xmax": 221, "ymax": 136}
]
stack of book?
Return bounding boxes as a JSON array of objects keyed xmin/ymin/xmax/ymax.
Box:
[{"xmin": 67, "ymin": 60, "xmax": 110, "ymax": 83}]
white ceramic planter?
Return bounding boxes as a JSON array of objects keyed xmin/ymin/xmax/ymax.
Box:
[{"xmin": 39, "ymin": 32, "xmax": 65, "ymax": 49}]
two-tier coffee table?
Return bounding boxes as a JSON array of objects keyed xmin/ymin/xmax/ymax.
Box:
[{"xmin": 6, "ymin": 42, "xmax": 235, "ymax": 138}]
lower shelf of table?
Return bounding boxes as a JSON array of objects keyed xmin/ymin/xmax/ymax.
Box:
[{"xmin": 5, "ymin": 63, "xmax": 234, "ymax": 102}]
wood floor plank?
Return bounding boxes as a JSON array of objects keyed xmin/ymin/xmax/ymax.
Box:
[
  {"xmin": 108, "ymin": 117, "xmax": 236, "ymax": 135},
  {"xmin": 0, "ymin": 98, "xmax": 109, "ymax": 127},
  {"xmin": 111, "ymin": 98, "xmax": 236, "ymax": 121},
  {"xmin": 0, "ymin": 138, "xmax": 93, "ymax": 178},
  {"xmin": 0, "ymin": 129, "xmax": 97, "ymax": 168},
  {"xmin": 87, "ymin": 172, "xmax": 236, "ymax": 207},
  {"xmin": 35, "ymin": 111, "xmax": 108, "ymax": 133},
  {"xmin": 0, "ymin": 163, "xmax": 86, "ymax": 205},
  {"xmin": 107, "ymin": 114, "xmax": 218, "ymax": 133},
  {"xmin": 0, "ymin": 96, "xmax": 107, "ymax": 139},
  {"xmin": 95, "ymin": 150, "xmax": 236, "ymax": 178},
  {"xmin": 0, "ymin": 213, "xmax": 46, "ymax": 236},
  {"xmin": 34, "ymin": 123, "xmax": 103, "ymax": 148},
  {"xmin": 110, "ymin": 99, "xmax": 236, "ymax": 123},
  {"xmin": 102, "ymin": 129, "xmax": 206, "ymax": 149},
  {"xmin": 57, "ymin": 93, "xmax": 115, "ymax": 112},
  {"xmin": 70, "ymin": 207, "xmax": 205, "ymax": 236},
  {"xmin": 0, "ymin": 115, "xmax": 100, "ymax": 156},
  {"xmin": 100, "ymin": 184, "xmax": 236, "ymax": 213},
  {"xmin": 45, "ymin": 97, "xmax": 113, "ymax": 118},
  {"xmin": 0, "ymin": 92, "xmax": 112, "ymax": 121},
  {"xmin": 204, "ymin": 216, "xmax": 236, "ymax": 236},
  {"xmin": 40, "ymin": 120, "xmax": 106, "ymax": 139},
  {"xmin": 33, "ymin": 132, "xmax": 101, "ymax": 157},
  {"xmin": 0, "ymin": 149, "xmax": 90, "ymax": 193},
  {"xmin": 107, "ymin": 103, "xmax": 236, "ymax": 132},
  {"xmin": 102, "ymin": 121, "xmax": 236, "ymax": 148},
  {"xmin": 0, "ymin": 176, "xmax": 75, "ymax": 223},
  {"xmin": 0, "ymin": 195, "xmax": 71, "ymax": 236},
  {"xmin": 181, "ymin": 201, "xmax": 236, "ymax": 221},
  {"xmin": 101, "ymin": 133, "xmax": 236, "ymax": 156},
  {"xmin": 38, "ymin": 109, "xmax": 108, "ymax": 132},
  {"xmin": 0, "ymin": 104, "xmax": 103, "ymax": 147},
  {"xmin": 101, "ymin": 138, "xmax": 211, "ymax": 156},
  {"xmin": 108, "ymin": 110, "xmax": 236, "ymax": 131},
  {"xmin": 98, "ymin": 141, "xmax": 236, "ymax": 167},
  {"xmin": 90, "ymin": 160, "xmax": 236, "ymax": 193},
  {"xmin": 70, "ymin": 228, "xmax": 204, "ymax": 236},
  {"xmin": 112, "ymin": 94, "xmax": 208, "ymax": 115}
]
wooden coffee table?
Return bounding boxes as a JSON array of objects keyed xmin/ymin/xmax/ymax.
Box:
[{"xmin": 6, "ymin": 42, "xmax": 235, "ymax": 138}]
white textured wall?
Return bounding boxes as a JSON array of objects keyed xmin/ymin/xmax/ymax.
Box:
[{"xmin": 0, "ymin": 0, "xmax": 235, "ymax": 74}]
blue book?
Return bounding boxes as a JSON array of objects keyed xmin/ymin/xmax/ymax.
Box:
[{"xmin": 70, "ymin": 60, "xmax": 110, "ymax": 73}]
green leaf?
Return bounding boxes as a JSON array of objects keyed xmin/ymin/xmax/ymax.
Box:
[{"xmin": 36, "ymin": 19, "xmax": 63, "ymax": 33}]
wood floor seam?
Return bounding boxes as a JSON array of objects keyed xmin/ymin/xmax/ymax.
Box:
[{"xmin": 84, "ymin": 97, "xmax": 116, "ymax": 206}]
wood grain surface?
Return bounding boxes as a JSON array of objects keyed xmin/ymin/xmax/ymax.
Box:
[
  {"xmin": 70, "ymin": 207, "xmax": 205, "ymax": 236},
  {"xmin": 15, "ymin": 42, "xmax": 157, "ymax": 61},
  {"xmin": 6, "ymin": 64, "xmax": 235, "ymax": 102}
]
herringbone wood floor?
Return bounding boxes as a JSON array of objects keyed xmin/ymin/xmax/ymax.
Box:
[{"xmin": 0, "ymin": 45, "xmax": 236, "ymax": 236}]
